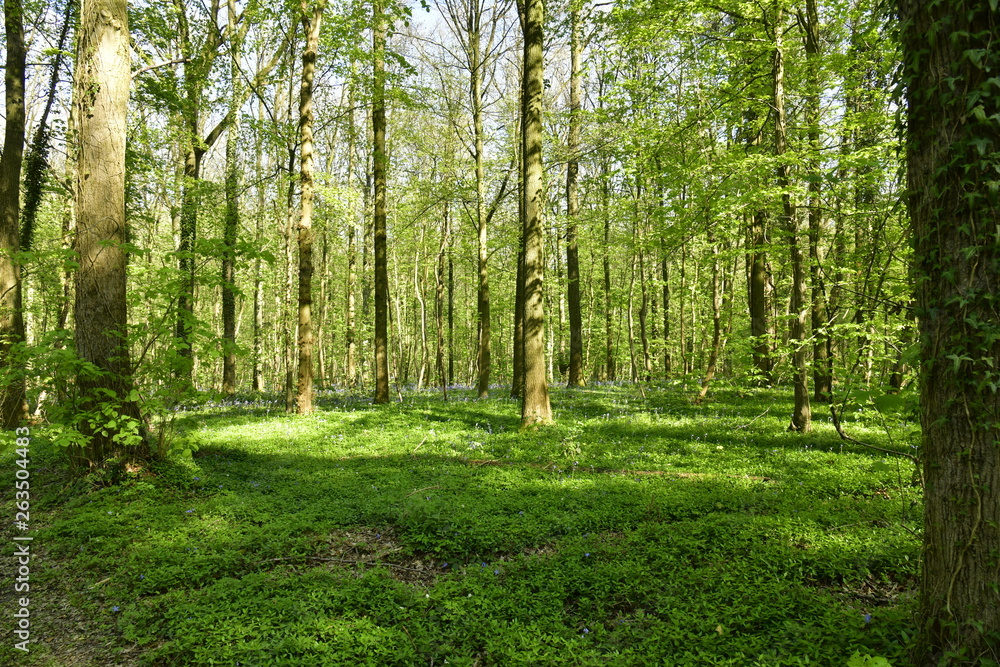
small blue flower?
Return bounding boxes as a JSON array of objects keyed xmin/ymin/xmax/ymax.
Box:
[
  {"xmin": 863, "ymin": 613, "xmax": 872, "ymax": 623},
  {"xmin": 112, "ymin": 606, "xmax": 120, "ymax": 612},
  {"xmin": 494, "ymin": 569, "xmax": 499, "ymax": 575},
  {"xmin": 585, "ymin": 552, "xmax": 590, "ymax": 557},
  {"xmin": 441, "ymin": 562, "xmax": 448, "ymax": 568},
  {"xmin": 139, "ymin": 575, "xmax": 145, "ymax": 580},
  {"xmin": 186, "ymin": 509, "xmax": 194, "ymax": 514},
  {"xmin": 582, "ymin": 627, "xmax": 589, "ymax": 634},
  {"xmin": 518, "ymin": 511, "xmax": 524, "ymax": 515}
]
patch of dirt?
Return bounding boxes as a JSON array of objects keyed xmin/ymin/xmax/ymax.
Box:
[{"xmin": 0, "ymin": 536, "xmax": 142, "ymax": 666}]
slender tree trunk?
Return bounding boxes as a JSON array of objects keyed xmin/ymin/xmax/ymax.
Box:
[
  {"xmin": 565, "ymin": 0, "xmax": 584, "ymax": 387},
  {"xmin": 774, "ymin": 3, "xmax": 811, "ymax": 432},
  {"xmin": 221, "ymin": 0, "xmax": 240, "ymax": 396},
  {"xmin": 518, "ymin": 0, "xmax": 551, "ymax": 426},
  {"xmin": 372, "ymin": 0, "xmax": 390, "ymax": 404},
  {"xmin": 73, "ymin": 0, "xmax": 145, "ymax": 467},
  {"xmin": 602, "ymin": 176, "xmax": 615, "ymax": 381},
  {"xmin": 436, "ymin": 204, "xmax": 449, "ymax": 399},
  {"xmin": 697, "ymin": 230, "xmax": 723, "ymax": 402},
  {"xmin": 345, "ymin": 83, "xmax": 358, "ymax": 388},
  {"xmin": 19, "ymin": 0, "xmax": 74, "ymax": 253},
  {"xmin": 900, "ymin": 0, "xmax": 1000, "ymax": 662},
  {"xmin": 294, "ymin": 0, "xmax": 324, "ymax": 413},
  {"xmin": 803, "ymin": 0, "xmax": 830, "ymax": 402},
  {"xmin": 0, "ymin": 0, "xmax": 28, "ymax": 428},
  {"xmin": 511, "ymin": 224, "xmax": 525, "ymax": 398},
  {"xmin": 471, "ymin": 10, "xmax": 491, "ymax": 399},
  {"xmin": 661, "ymin": 239, "xmax": 671, "ymax": 376},
  {"xmin": 252, "ymin": 104, "xmax": 266, "ymax": 393}
]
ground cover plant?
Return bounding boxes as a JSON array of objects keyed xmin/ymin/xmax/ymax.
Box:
[{"xmin": 1, "ymin": 384, "xmax": 921, "ymax": 665}]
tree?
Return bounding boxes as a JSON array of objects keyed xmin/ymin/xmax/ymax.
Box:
[
  {"xmin": 518, "ymin": 0, "xmax": 551, "ymax": 427},
  {"xmin": 900, "ymin": 0, "xmax": 1000, "ymax": 661},
  {"xmin": 295, "ymin": 0, "xmax": 326, "ymax": 414},
  {"xmin": 73, "ymin": 0, "xmax": 145, "ymax": 468},
  {"xmin": 565, "ymin": 0, "xmax": 585, "ymax": 387},
  {"xmin": 221, "ymin": 0, "xmax": 241, "ymax": 395},
  {"xmin": 772, "ymin": 0, "xmax": 810, "ymax": 432},
  {"xmin": 373, "ymin": 0, "xmax": 391, "ymax": 404},
  {"xmin": 0, "ymin": 0, "xmax": 28, "ymax": 429}
]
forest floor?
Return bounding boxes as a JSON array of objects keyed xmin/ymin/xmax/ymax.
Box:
[{"xmin": 1, "ymin": 383, "xmax": 921, "ymax": 666}]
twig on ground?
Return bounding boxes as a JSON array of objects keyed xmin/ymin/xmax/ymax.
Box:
[
  {"xmin": 406, "ymin": 485, "xmax": 440, "ymax": 497},
  {"xmin": 734, "ymin": 407, "xmax": 770, "ymax": 429}
]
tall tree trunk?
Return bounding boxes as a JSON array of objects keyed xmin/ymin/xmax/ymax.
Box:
[
  {"xmin": 283, "ymin": 145, "xmax": 297, "ymax": 411},
  {"xmin": 252, "ymin": 103, "xmax": 266, "ymax": 393},
  {"xmin": 295, "ymin": 0, "xmax": 324, "ymax": 414},
  {"xmin": 518, "ymin": 0, "xmax": 551, "ymax": 426},
  {"xmin": 511, "ymin": 224, "xmax": 525, "ymax": 398},
  {"xmin": 774, "ymin": 3, "xmax": 811, "ymax": 432},
  {"xmin": 565, "ymin": 0, "xmax": 584, "ymax": 387},
  {"xmin": 221, "ymin": 0, "xmax": 240, "ymax": 396},
  {"xmin": 0, "ymin": 0, "xmax": 28, "ymax": 428},
  {"xmin": 747, "ymin": 209, "xmax": 773, "ymax": 385},
  {"xmin": 697, "ymin": 229, "xmax": 723, "ymax": 402},
  {"xmin": 372, "ymin": 0, "xmax": 390, "ymax": 404},
  {"xmin": 900, "ymin": 0, "xmax": 1000, "ymax": 662},
  {"xmin": 73, "ymin": 0, "xmax": 145, "ymax": 467},
  {"xmin": 802, "ymin": 0, "xmax": 830, "ymax": 402},
  {"xmin": 661, "ymin": 239, "xmax": 671, "ymax": 376},
  {"xmin": 602, "ymin": 176, "xmax": 615, "ymax": 381},
  {"xmin": 436, "ymin": 204, "xmax": 449, "ymax": 399},
  {"xmin": 345, "ymin": 81, "xmax": 358, "ymax": 388},
  {"xmin": 471, "ymin": 7, "xmax": 491, "ymax": 399}
]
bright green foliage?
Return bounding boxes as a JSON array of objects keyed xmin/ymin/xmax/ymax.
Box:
[{"xmin": 1, "ymin": 385, "xmax": 920, "ymax": 665}]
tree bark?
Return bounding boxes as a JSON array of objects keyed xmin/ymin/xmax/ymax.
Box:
[
  {"xmin": 518, "ymin": 0, "xmax": 551, "ymax": 427},
  {"xmin": 73, "ymin": 0, "xmax": 145, "ymax": 467},
  {"xmin": 295, "ymin": 0, "xmax": 324, "ymax": 414},
  {"xmin": 221, "ymin": 0, "xmax": 240, "ymax": 396},
  {"xmin": 773, "ymin": 3, "xmax": 811, "ymax": 432},
  {"xmin": 0, "ymin": 0, "xmax": 28, "ymax": 428},
  {"xmin": 802, "ymin": 0, "xmax": 830, "ymax": 403},
  {"xmin": 436, "ymin": 204, "xmax": 449, "ymax": 399},
  {"xmin": 566, "ymin": 0, "xmax": 584, "ymax": 387},
  {"xmin": 372, "ymin": 0, "xmax": 390, "ymax": 404},
  {"xmin": 899, "ymin": 0, "xmax": 1000, "ymax": 662}
]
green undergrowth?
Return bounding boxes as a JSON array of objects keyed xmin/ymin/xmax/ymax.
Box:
[{"xmin": 1, "ymin": 383, "xmax": 921, "ymax": 665}]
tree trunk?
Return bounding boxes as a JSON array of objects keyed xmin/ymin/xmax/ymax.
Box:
[
  {"xmin": 73, "ymin": 0, "xmax": 145, "ymax": 467},
  {"xmin": 295, "ymin": 0, "xmax": 323, "ymax": 414},
  {"xmin": 0, "ymin": 0, "xmax": 28, "ymax": 428},
  {"xmin": 899, "ymin": 0, "xmax": 1000, "ymax": 662},
  {"xmin": 565, "ymin": 0, "xmax": 584, "ymax": 387},
  {"xmin": 602, "ymin": 176, "xmax": 615, "ymax": 381},
  {"xmin": 221, "ymin": 0, "xmax": 240, "ymax": 396},
  {"xmin": 436, "ymin": 204, "xmax": 449, "ymax": 399},
  {"xmin": 661, "ymin": 239, "xmax": 671, "ymax": 377},
  {"xmin": 802, "ymin": 0, "xmax": 830, "ymax": 402},
  {"xmin": 372, "ymin": 0, "xmax": 390, "ymax": 404},
  {"xmin": 518, "ymin": 0, "xmax": 551, "ymax": 426},
  {"xmin": 472, "ymin": 9, "xmax": 491, "ymax": 399},
  {"xmin": 774, "ymin": 4, "xmax": 811, "ymax": 432},
  {"xmin": 697, "ymin": 230, "xmax": 723, "ymax": 402}
]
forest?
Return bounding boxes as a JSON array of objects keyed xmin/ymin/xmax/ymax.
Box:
[{"xmin": 0, "ymin": 0, "xmax": 998, "ymax": 664}]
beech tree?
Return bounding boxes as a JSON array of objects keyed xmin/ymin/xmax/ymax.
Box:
[
  {"xmin": 73, "ymin": 0, "xmax": 145, "ymax": 467},
  {"xmin": 900, "ymin": 0, "xmax": 1000, "ymax": 661},
  {"xmin": 0, "ymin": 0, "xmax": 28, "ymax": 428},
  {"xmin": 518, "ymin": 0, "xmax": 551, "ymax": 426}
]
